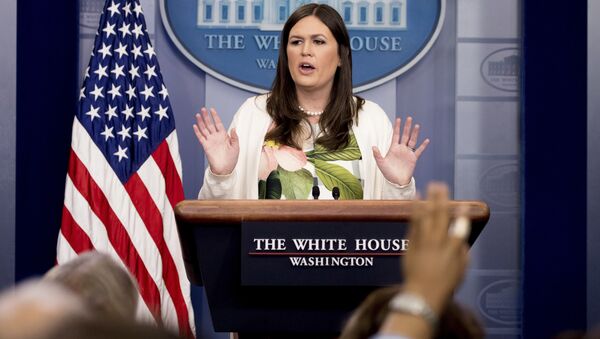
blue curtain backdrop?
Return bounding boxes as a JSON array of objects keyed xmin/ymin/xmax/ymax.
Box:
[
  {"xmin": 15, "ymin": 0, "xmax": 79, "ymax": 281},
  {"xmin": 522, "ymin": 0, "xmax": 587, "ymax": 337}
]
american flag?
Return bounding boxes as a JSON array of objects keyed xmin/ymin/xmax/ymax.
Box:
[{"xmin": 56, "ymin": 0, "xmax": 194, "ymax": 336}]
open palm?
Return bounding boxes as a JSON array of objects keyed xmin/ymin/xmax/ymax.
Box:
[
  {"xmin": 193, "ymin": 107, "xmax": 239, "ymax": 175},
  {"xmin": 372, "ymin": 117, "xmax": 430, "ymax": 186}
]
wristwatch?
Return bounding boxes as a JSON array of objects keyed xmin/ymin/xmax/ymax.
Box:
[{"xmin": 388, "ymin": 292, "xmax": 438, "ymax": 328}]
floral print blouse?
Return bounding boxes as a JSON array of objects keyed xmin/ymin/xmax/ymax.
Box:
[{"xmin": 258, "ymin": 123, "xmax": 363, "ymax": 200}]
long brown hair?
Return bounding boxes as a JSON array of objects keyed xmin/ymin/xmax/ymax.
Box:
[{"xmin": 265, "ymin": 3, "xmax": 364, "ymax": 151}]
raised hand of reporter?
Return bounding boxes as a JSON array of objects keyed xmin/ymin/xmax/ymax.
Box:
[
  {"xmin": 402, "ymin": 183, "xmax": 469, "ymax": 315},
  {"xmin": 372, "ymin": 117, "xmax": 430, "ymax": 186},
  {"xmin": 378, "ymin": 182, "xmax": 470, "ymax": 339},
  {"xmin": 193, "ymin": 107, "xmax": 239, "ymax": 175}
]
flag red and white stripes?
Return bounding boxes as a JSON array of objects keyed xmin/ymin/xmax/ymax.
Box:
[{"xmin": 58, "ymin": 121, "xmax": 194, "ymax": 336}]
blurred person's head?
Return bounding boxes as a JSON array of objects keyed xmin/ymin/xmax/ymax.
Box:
[
  {"xmin": 44, "ymin": 316, "xmax": 180, "ymax": 339},
  {"xmin": 0, "ymin": 280, "xmax": 89, "ymax": 339},
  {"xmin": 340, "ymin": 286, "xmax": 485, "ymax": 339},
  {"xmin": 44, "ymin": 251, "xmax": 138, "ymax": 320},
  {"xmin": 585, "ymin": 327, "xmax": 600, "ymax": 339}
]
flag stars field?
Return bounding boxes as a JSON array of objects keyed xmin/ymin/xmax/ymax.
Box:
[
  {"xmin": 115, "ymin": 42, "xmax": 128, "ymax": 58},
  {"xmin": 132, "ymin": 23, "xmax": 143, "ymax": 39},
  {"xmin": 129, "ymin": 65, "xmax": 140, "ymax": 80},
  {"xmin": 117, "ymin": 124, "xmax": 131, "ymax": 141},
  {"xmin": 111, "ymin": 63, "xmax": 125, "ymax": 79},
  {"xmin": 144, "ymin": 65, "xmax": 157, "ymax": 80},
  {"xmin": 126, "ymin": 84, "xmax": 137, "ymax": 99},
  {"xmin": 118, "ymin": 22, "xmax": 131, "ymax": 37},
  {"xmin": 105, "ymin": 104, "xmax": 119, "ymax": 120},
  {"xmin": 122, "ymin": 104, "xmax": 134, "ymax": 120},
  {"xmin": 90, "ymin": 84, "xmax": 105, "ymax": 100},
  {"xmin": 107, "ymin": 1, "xmax": 120, "ymax": 17},
  {"xmin": 141, "ymin": 84, "xmax": 154, "ymax": 100},
  {"xmin": 133, "ymin": 125, "xmax": 148, "ymax": 141},
  {"xmin": 159, "ymin": 84, "xmax": 168, "ymax": 100},
  {"xmin": 131, "ymin": 44, "xmax": 143, "ymax": 60},
  {"xmin": 98, "ymin": 43, "xmax": 112, "ymax": 58},
  {"xmin": 94, "ymin": 64, "xmax": 108, "ymax": 80},
  {"xmin": 123, "ymin": 2, "xmax": 132, "ymax": 16},
  {"xmin": 113, "ymin": 145, "xmax": 128, "ymax": 161},
  {"xmin": 144, "ymin": 44, "xmax": 156, "ymax": 59},
  {"xmin": 154, "ymin": 104, "xmax": 169, "ymax": 121},
  {"xmin": 107, "ymin": 84, "xmax": 122, "ymax": 100},
  {"xmin": 101, "ymin": 125, "xmax": 115, "ymax": 141},
  {"xmin": 85, "ymin": 105, "xmax": 101, "ymax": 121},
  {"xmin": 103, "ymin": 22, "xmax": 116, "ymax": 38},
  {"xmin": 136, "ymin": 105, "xmax": 151, "ymax": 121},
  {"xmin": 133, "ymin": 2, "xmax": 143, "ymax": 17}
]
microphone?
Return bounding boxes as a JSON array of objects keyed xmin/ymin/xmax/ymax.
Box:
[
  {"xmin": 312, "ymin": 186, "xmax": 320, "ymax": 200},
  {"xmin": 332, "ymin": 187, "xmax": 340, "ymax": 200},
  {"xmin": 312, "ymin": 177, "xmax": 320, "ymax": 200}
]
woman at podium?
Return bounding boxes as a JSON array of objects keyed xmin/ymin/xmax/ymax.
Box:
[{"xmin": 194, "ymin": 3, "xmax": 429, "ymax": 200}]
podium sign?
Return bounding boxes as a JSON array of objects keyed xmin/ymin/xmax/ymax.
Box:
[{"xmin": 241, "ymin": 221, "xmax": 409, "ymax": 286}]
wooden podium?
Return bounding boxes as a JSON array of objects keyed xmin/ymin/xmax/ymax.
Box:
[{"xmin": 175, "ymin": 200, "xmax": 489, "ymax": 335}]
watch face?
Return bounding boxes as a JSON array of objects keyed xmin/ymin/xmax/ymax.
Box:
[
  {"xmin": 389, "ymin": 292, "xmax": 438, "ymax": 327},
  {"xmin": 391, "ymin": 293, "xmax": 419, "ymax": 310}
]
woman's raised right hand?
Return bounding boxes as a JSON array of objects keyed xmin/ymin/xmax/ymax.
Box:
[{"xmin": 193, "ymin": 107, "xmax": 239, "ymax": 175}]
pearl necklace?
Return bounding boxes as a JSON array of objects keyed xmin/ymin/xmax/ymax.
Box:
[{"xmin": 298, "ymin": 105, "xmax": 324, "ymax": 116}]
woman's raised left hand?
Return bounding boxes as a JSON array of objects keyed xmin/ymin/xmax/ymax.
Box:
[{"xmin": 372, "ymin": 117, "xmax": 430, "ymax": 186}]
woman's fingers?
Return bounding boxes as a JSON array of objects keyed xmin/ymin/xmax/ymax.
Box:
[
  {"xmin": 400, "ymin": 116, "xmax": 412, "ymax": 145},
  {"xmin": 194, "ymin": 112, "xmax": 210, "ymax": 136},
  {"xmin": 371, "ymin": 146, "xmax": 384, "ymax": 162},
  {"xmin": 195, "ymin": 112, "xmax": 211, "ymax": 138},
  {"xmin": 195, "ymin": 107, "xmax": 231, "ymax": 140},
  {"xmin": 407, "ymin": 124, "xmax": 420, "ymax": 150},
  {"xmin": 392, "ymin": 118, "xmax": 401, "ymax": 144},
  {"xmin": 192, "ymin": 123, "xmax": 207, "ymax": 145},
  {"xmin": 201, "ymin": 107, "xmax": 217, "ymax": 134},
  {"xmin": 210, "ymin": 108, "xmax": 224, "ymax": 132},
  {"xmin": 414, "ymin": 138, "xmax": 430, "ymax": 158}
]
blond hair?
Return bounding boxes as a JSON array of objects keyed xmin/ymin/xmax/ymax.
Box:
[{"xmin": 44, "ymin": 251, "xmax": 138, "ymax": 320}]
